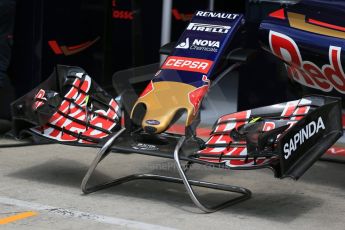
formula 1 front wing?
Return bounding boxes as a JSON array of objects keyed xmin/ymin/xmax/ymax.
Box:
[
  {"xmin": 9, "ymin": 66, "xmax": 342, "ymax": 180},
  {"xmin": 5, "ymin": 65, "xmax": 343, "ymax": 213}
]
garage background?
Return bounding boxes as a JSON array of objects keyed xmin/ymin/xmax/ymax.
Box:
[{"xmin": 9, "ymin": 0, "xmax": 296, "ymax": 113}]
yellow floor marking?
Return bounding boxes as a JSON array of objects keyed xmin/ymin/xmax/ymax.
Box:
[{"xmin": 0, "ymin": 211, "xmax": 38, "ymax": 225}]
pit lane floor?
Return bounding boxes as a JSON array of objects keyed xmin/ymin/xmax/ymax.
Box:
[{"xmin": 0, "ymin": 143, "xmax": 344, "ymax": 230}]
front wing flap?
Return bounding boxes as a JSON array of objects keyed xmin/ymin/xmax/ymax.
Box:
[
  {"xmin": 196, "ymin": 96, "xmax": 342, "ymax": 179},
  {"xmin": 11, "ymin": 65, "xmax": 122, "ymax": 145}
]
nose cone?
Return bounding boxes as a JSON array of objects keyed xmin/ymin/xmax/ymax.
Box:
[
  {"xmin": 131, "ymin": 81, "xmax": 198, "ymax": 134},
  {"xmin": 144, "ymin": 125, "xmax": 158, "ymax": 134}
]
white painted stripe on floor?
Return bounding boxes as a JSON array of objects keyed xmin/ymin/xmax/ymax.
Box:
[{"xmin": 0, "ymin": 196, "xmax": 177, "ymax": 230}]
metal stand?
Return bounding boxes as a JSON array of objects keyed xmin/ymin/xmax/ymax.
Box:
[{"xmin": 81, "ymin": 129, "xmax": 252, "ymax": 213}]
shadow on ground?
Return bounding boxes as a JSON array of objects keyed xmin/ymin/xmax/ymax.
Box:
[
  {"xmin": 5, "ymin": 158, "xmax": 327, "ymax": 222},
  {"xmin": 300, "ymin": 161, "xmax": 345, "ymax": 190}
]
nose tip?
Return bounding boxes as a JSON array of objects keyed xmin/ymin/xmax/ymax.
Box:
[{"xmin": 144, "ymin": 126, "xmax": 157, "ymax": 134}]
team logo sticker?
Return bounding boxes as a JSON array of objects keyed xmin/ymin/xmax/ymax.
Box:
[
  {"xmin": 146, "ymin": 120, "xmax": 160, "ymax": 125},
  {"xmin": 131, "ymin": 143, "xmax": 159, "ymax": 151},
  {"xmin": 176, "ymin": 37, "xmax": 220, "ymax": 53},
  {"xmin": 195, "ymin": 11, "xmax": 239, "ymax": 20},
  {"xmin": 187, "ymin": 23, "xmax": 231, "ymax": 34},
  {"xmin": 162, "ymin": 56, "xmax": 213, "ymax": 74},
  {"xmin": 269, "ymin": 30, "xmax": 345, "ymax": 94}
]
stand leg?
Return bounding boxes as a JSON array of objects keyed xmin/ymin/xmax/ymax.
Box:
[
  {"xmin": 81, "ymin": 128, "xmax": 126, "ymax": 193},
  {"xmin": 174, "ymin": 136, "xmax": 251, "ymax": 213},
  {"xmin": 81, "ymin": 132, "xmax": 251, "ymax": 213}
]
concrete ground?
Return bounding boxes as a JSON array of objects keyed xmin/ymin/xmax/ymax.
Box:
[{"xmin": 0, "ymin": 141, "xmax": 344, "ymax": 230}]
